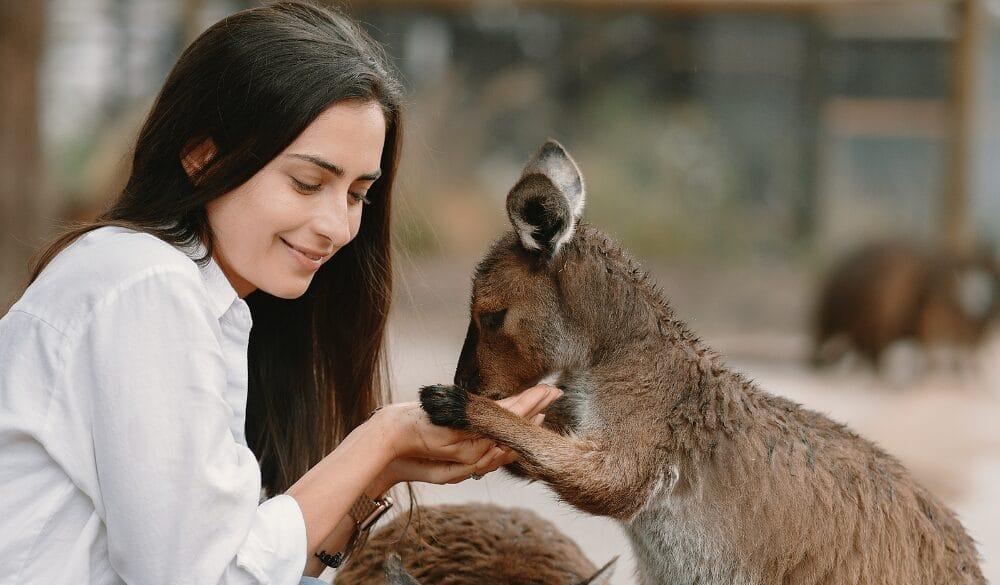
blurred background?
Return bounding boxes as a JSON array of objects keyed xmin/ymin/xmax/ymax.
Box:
[{"xmin": 2, "ymin": 0, "xmax": 999, "ymax": 582}]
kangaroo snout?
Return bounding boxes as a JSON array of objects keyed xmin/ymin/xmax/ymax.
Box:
[{"xmin": 454, "ymin": 321, "xmax": 482, "ymax": 392}]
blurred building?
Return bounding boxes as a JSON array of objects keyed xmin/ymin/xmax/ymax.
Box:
[{"xmin": 6, "ymin": 0, "xmax": 1000, "ymax": 313}]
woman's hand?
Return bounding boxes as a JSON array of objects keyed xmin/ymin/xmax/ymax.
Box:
[{"xmin": 369, "ymin": 384, "xmax": 561, "ymax": 491}]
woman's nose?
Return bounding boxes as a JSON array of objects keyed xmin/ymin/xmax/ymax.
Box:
[{"xmin": 314, "ymin": 192, "xmax": 354, "ymax": 247}]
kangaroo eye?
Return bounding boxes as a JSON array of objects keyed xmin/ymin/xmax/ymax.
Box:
[{"xmin": 479, "ymin": 309, "xmax": 507, "ymax": 332}]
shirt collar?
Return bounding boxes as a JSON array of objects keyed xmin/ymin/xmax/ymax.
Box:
[{"xmin": 179, "ymin": 237, "xmax": 241, "ymax": 322}]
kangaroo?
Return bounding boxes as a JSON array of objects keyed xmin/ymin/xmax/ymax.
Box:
[
  {"xmin": 333, "ymin": 504, "xmax": 616, "ymax": 584},
  {"xmin": 813, "ymin": 240, "xmax": 999, "ymax": 371},
  {"xmin": 418, "ymin": 140, "xmax": 986, "ymax": 584}
]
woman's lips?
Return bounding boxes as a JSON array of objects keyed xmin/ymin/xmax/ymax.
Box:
[{"xmin": 281, "ymin": 237, "xmax": 324, "ymax": 271}]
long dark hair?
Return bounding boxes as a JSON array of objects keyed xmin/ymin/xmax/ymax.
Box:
[{"xmin": 20, "ymin": 1, "xmax": 403, "ymax": 495}]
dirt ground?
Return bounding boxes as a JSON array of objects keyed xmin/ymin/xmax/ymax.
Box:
[{"xmin": 324, "ymin": 259, "xmax": 1000, "ymax": 583}]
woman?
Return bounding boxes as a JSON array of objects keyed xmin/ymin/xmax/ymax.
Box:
[{"xmin": 0, "ymin": 2, "xmax": 560, "ymax": 584}]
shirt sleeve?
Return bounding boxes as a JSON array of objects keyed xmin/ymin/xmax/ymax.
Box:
[{"xmin": 77, "ymin": 266, "xmax": 308, "ymax": 585}]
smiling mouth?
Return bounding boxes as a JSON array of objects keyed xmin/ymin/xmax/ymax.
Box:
[{"xmin": 280, "ymin": 238, "xmax": 326, "ymax": 262}]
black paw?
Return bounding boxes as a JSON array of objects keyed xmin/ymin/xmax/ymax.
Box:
[{"xmin": 419, "ymin": 384, "xmax": 470, "ymax": 429}]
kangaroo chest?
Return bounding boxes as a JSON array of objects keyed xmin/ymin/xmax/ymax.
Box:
[{"xmin": 624, "ymin": 507, "xmax": 758, "ymax": 585}]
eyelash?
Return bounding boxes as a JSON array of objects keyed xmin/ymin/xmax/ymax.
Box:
[
  {"xmin": 291, "ymin": 177, "xmax": 321, "ymax": 193},
  {"xmin": 292, "ymin": 177, "xmax": 371, "ymax": 205}
]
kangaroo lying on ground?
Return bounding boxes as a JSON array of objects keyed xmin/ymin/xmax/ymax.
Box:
[
  {"xmin": 419, "ymin": 140, "xmax": 985, "ymax": 584},
  {"xmin": 333, "ymin": 503, "xmax": 616, "ymax": 584},
  {"xmin": 813, "ymin": 240, "xmax": 999, "ymax": 371}
]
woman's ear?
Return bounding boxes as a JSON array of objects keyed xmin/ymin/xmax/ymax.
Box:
[{"xmin": 180, "ymin": 137, "xmax": 217, "ymax": 181}]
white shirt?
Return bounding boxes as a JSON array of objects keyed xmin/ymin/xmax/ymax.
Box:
[{"xmin": 0, "ymin": 226, "xmax": 308, "ymax": 585}]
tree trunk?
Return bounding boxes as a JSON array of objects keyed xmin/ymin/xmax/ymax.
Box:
[{"xmin": 0, "ymin": 1, "xmax": 47, "ymax": 303}]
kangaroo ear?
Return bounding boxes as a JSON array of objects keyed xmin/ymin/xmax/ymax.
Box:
[
  {"xmin": 506, "ymin": 139, "xmax": 586, "ymax": 259},
  {"xmin": 576, "ymin": 556, "xmax": 618, "ymax": 585},
  {"xmin": 384, "ymin": 553, "xmax": 421, "ymax": 585}
]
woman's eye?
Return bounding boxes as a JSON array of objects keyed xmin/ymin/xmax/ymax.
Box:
[
  {"xmin": 479, "ymin": 309, "xmax": 507, "ymax": 331},
  {"xmin": 291, "ymin": 177, "xmax": 321, "ymax": 193},
  {"xmin": 350, "ymin": 191, "xmax": 372, "ymax": 205}
]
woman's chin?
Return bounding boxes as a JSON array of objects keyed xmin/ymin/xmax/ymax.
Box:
[{"xmin": 261, "ymin": 279, "xmax": 311, "ymax": 300}]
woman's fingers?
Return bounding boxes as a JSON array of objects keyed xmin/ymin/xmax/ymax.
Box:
[
  {"xmin": 439, "ymin": 387, "xmax": 557, "ymax": 463},
  {"xmin": 393, "ymin": 394, "xmax": 555, "ymax": 485},
  {"xmin": 523, "ymin": 389, "xmax": 560, "ymax": 419},
  {"xmin": 495, "ymin": 383, "xmax": 548, "ymax": 412},
  {"xmin": 392, "ymin": 458, "xmax": 475, "ymax": 485},
  {"xmin": 474, "ymin": 445, "xmax": 519, "ymax": 475},
  {"xmin": 397, "ymin": 384, "xmax": 558, "ymax": 467},
  {"xmin": 497, "ymin": 384, "xmax": 562, "ymax": 419},
  {"xmin": 461, "ymin": 437, "xmax": 496, "ymax": 464},
  {"xmin": 471, "ymin": 446, "xmax": 504, "ymax": 471}
]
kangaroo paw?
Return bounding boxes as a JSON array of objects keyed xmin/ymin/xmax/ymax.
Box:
[{"xmin": 419, "ymin": 384, "xmax": 470, "ymax": 429}]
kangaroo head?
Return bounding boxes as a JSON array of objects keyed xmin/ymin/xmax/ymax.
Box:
[{"xmin": 454, "ymin": 140, "xmax": 592, "ymax": 402}]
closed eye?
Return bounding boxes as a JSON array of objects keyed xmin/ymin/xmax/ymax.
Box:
[
  {"xmin": 479, "ymin": 309, "xmax": 507, "ymax": 332},
  {"xmin": 350, "ymin": 191, "xmax": 372, "ymax": 205},
  {"xmin": 291, "ymin": 177, "xmax": 321, "ymax": 193}
]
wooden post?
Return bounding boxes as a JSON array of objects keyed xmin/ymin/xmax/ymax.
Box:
[
  {"xmin": 946, "ymin": 0, "xmax": 979, "ymax": 255},
  {"xmin": 0, "ymin": 1, "xmax": 47, "ymax": 303}
]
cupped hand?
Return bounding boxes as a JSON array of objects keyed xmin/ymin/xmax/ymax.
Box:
[{"xmin": 372, "ymin": 384, "xmax": 561, "ymax": 489}]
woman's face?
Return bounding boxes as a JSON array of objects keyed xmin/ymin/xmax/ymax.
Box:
[{"xmin": 200, "ymin": 100, "xmax": 386, "ymax": 299}]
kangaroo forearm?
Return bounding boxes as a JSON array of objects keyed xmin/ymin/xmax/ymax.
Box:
[
  {"xmin": 520, "ymin": 450, "xmax": 655, "ymax": 519},
  {"xmin": 463, "ymin": 392, "xmax": 655, "ymax": 519}
]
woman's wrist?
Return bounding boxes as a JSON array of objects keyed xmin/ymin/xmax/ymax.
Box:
[
  {"xmin": 368, "ymin": 465, "xmax": 398, "ymax": 498},
  {"xmin": 367, "ymin": 403, "xmax": 410, "ymax": 460},
  {"xmin": 295, "ymin": 414, "xmax": 400, "ymax": 577},
  {"xmin": 286, "ymin": 406, "xmax": 399, "ymax": 557},
  {"xmin": 363, "ymin": 405, "xmax": 404, "ymax": 494}
]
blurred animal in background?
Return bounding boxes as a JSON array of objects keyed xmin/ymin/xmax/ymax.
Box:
[
  {"xmin": 812, "ymin": 241, "xmax": 1000, "ymax": 372},
  {"xmin": 419, "ymin": 140, "xmax": 985, "ymax": 584},
  {"xmin": 334, "ymin": 503, "xmax": 616, "ymax": 584}
]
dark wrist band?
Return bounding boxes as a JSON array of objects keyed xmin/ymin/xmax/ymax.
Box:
[{"xmin": 314, "ymin": 549, "xmax": 345, "ymax": 569}]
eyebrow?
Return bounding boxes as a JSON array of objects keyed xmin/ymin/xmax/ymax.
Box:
[{"xmin": 285, "ymin": 153, "xmax": 382, "ymax": 181}]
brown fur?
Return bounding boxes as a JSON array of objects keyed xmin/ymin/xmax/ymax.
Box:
[
  {"xmin": 420, "ymin": 140, "xmax": 986, "ymax": 584},
  {"xmin": 333, "ymin": 504, "xmax": 615, "ymax": 584},
  {"xmin": 813, "ymin": 241, "xmax": 999, "ymax": 370}
]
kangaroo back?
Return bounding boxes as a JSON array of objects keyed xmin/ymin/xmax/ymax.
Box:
[{"xmin": 336, "ymin": 503, "xmax": 616, "ymax": 585}]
